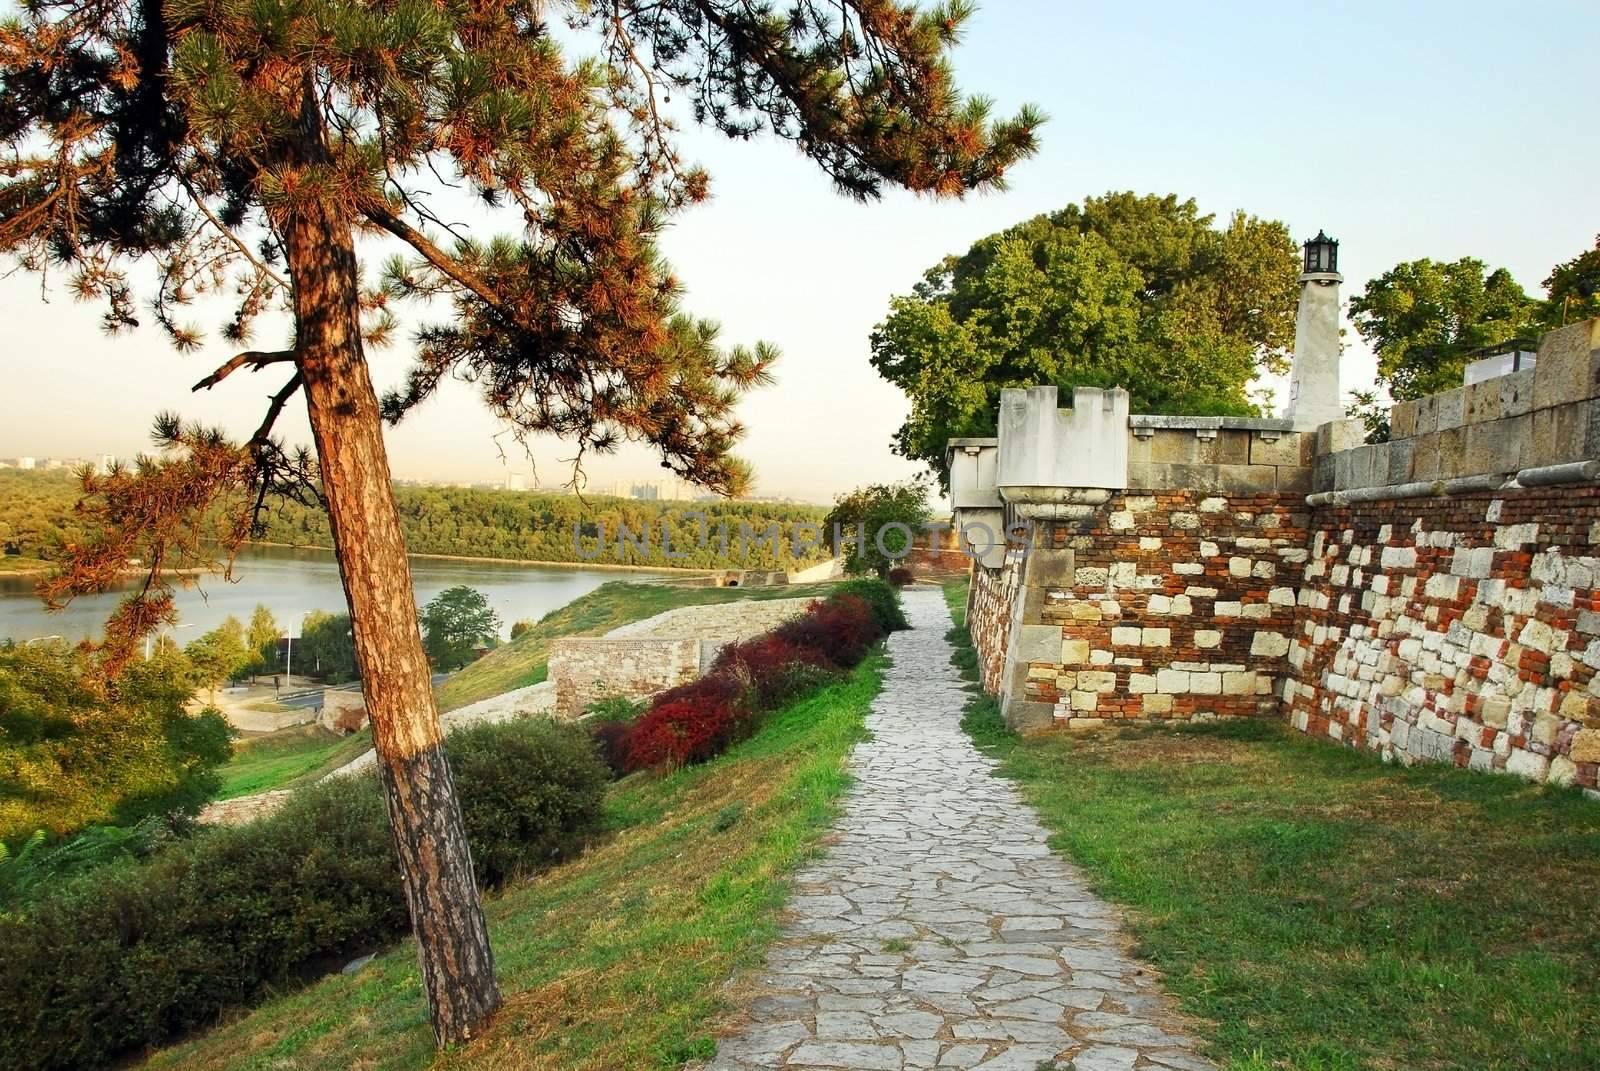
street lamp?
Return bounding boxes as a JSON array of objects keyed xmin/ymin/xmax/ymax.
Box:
[{"xmin": 1303, "ymin": 230, "xmax": 1339, "ymax": 275}]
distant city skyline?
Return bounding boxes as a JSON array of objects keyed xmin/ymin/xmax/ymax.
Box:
[{"xmin": 2, "ymin": 2, "xmax": 1595, "ymax": 503}]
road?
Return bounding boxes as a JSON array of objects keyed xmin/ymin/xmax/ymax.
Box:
[{"xmin": 275, "ymin": 672, "xmax": 453, "ymax": 710}]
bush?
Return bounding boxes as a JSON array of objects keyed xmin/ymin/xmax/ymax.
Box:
[
  {"xmin": 0, "ymin": 717, "xmax": 607, "ymax": 1071},
  {"xmin": 625, "ymin": 675, "xmax": 752, "ymax": 772},
  {"xmin": 448, "ymin": 718, "xmax": 608, "ymax": 887},
  {"xmin": 584, "ymin": 696, "xmax": 646, "ymax": 776},
  {"xmin": 834, "ymin": 577, "xmax": 910, "ymax": 633},
  {"xmin": 887, "ymin": 566, "xmax": 915, "ymax": 587},
  {"xmin": 711, "ymin": 635, "xmax": 836, "ymax": 709},
  {"xmin": 773, "ymin": 594, "xmax": 880, "ymax": 669}
]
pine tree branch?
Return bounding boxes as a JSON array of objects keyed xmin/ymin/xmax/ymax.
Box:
[
  {"xmin": 180, "ymin": 175, "xmax": 291, "ymax": 291},
  {"xmin": 361, "ymin": 201, "xmax": 507, "ymax": 314},
  {"xmin": 250, "ymin": 371, "xmax": 305, "ymax": 446},
  {"xmin": 192, "ymin": 350, "xmax": 295, "ymax": 392}
]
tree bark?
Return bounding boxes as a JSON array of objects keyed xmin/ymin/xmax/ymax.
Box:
[{"xmin": 279, "ymin": 85, "xmax": 499, "ymax": 1047}]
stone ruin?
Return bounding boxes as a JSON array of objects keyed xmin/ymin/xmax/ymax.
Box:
[{"xmin": 950, "ymin": 296, "xmax": 1600, "ymax": 797}]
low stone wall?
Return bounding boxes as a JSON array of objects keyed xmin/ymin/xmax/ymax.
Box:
[
  {"xmin": 547, "ymin": 637, "xmax": 702, "ymax": 717},
  {"xmin": 548, "ymin": 595, "xmax": 820, "ymax": 715},
  {"xmin": 1283, "ymin": 485, "xmax": 1600, "ymax": 791}
]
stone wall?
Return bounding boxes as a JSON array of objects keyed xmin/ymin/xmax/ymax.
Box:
[
  {"xmin": 986, "ymin": 490, "xmax": 1307, "ymax": 728},
  {"xmin": 548, "ymin": 595, "xmax": 820, "ymax": 715},
  {"xmin": 968, "ymin": 555, "xmax": 1019, "ymax": 696},
  {"xmin": 1283, "ymin": 484, "xmax": 1600, "ymax": 792},
  {"xmin": 1315, "ymin": 319, "xmax": 1600, "ymax": 494},
  {"xmin": 547, "ymin": 637, "xmax": 702, "ymax": 717}
]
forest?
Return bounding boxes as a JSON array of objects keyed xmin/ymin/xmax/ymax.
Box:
[{"xmin": 0, "ymin": 469, "xmax": 830, "ymax": 570}]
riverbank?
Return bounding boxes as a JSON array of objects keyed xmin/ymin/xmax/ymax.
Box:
[{"xmin": 240, "ymin": 540, "xmax": 724, "ymax": 574}]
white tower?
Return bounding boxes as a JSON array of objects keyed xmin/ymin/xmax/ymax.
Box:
[{"xmin": 1284, "ymin": 230, "xmax": 1345, "ymax": 432}]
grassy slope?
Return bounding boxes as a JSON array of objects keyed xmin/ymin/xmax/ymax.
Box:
[
  {"xmin": 217, "ymin": 727, "xmax": 377, "ymax": 800},
  {"xmin": 436, "ymin": 580, "xmax": 840, "ymax": 711},
  {"xmin": 0, "ymin": 555, "xmax": 51, "ymax": 575},
  {"xmin": 142, "ymin": 653, "xmax": 884, "ymax": 1071},
  {"xmin": 942, "ymin": 580, "xmax": 1600, "ymax": 1071}
]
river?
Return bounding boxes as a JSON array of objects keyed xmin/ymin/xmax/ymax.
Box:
[{"xmin": 0, "ymin": 545, "xmax": 668, "ymax": 644}]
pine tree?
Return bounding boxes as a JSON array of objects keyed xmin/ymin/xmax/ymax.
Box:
[{"xmin": 0, "ymin": 0, "xmax": 1039, "ymax": 1044}]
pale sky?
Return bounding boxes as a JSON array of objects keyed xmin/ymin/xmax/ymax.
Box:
[{"xmin": 1, "ymin": 2, "xmax": 1595, "ymax": 503}]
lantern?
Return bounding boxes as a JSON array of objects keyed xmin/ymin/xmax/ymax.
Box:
[{"xmin": 1303, "ymin": 230, "xmax": 1339, "ymax": 275}]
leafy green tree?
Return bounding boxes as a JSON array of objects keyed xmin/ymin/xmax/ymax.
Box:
[
  {"xmin": 1538, "ymin": 235, "xmax": 1600, "ymax": 331},
  {"xmin": 245, "ymin": 604, "xmax": 279, "ymax": 676},
  {"xmin": 871, "ymin": 192, "xmax": 1299, "ymax": 485},
  {"xmin": 1, "ymin": 0, "xmax": 1038, "ymax": 1038},
  {"xmin": 1349, "ymin": 257, "xmax": 1539, "ymax": 401},
  {"xmin": 826, "ymin": 480, "xmax": 933, "ymax": 578},
  {"xmin": 297, "ymin": 611, "xmax": 357, "ymax": 683},
  {"xmin": 508, "ymin": 619, "xmax": 534, "ymax": 642},
  {"xmin": 184, "ymin": 616, "xmax": 252, "ymax": 696},
  {"xmin": 0, "ymin": 643, "xmax": 230, "ymax": 841},
  {"xmin": 422, "ymin": 587, "xmax": 502, "ymax": 670}
]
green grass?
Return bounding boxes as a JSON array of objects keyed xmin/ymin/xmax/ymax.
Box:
[
  {"xmin": 941, "ymin": 579, "xmax": 1600, "ymax": 1071},
  {"xmin": 0, "ymin": 555, "xmax": 50, "ymax": 574},
  {"xmin": 141, "ymin": 653, "xmax": 884, "ymax": 1071},
  {"xmin": 217, "ymin": 727, "xmax": 376, "ymax": 800},
  {"xmin": 436, "ymin": 579, "xmax": 840, "ymax": 711}
]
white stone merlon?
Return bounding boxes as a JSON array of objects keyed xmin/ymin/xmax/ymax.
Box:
[
  {"xmin": 1285, "ymin": 267, "xmax": 1345, "ymax": 432},
  {"xmin": 995, "ymin": 385, "xmax": 1131, "ymax": 492}
]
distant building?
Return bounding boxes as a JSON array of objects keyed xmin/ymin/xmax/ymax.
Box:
[
  {"xmin": 15, "ymin": 457, "xmax": 34, "ymax": 470},
  {"xmin": 505, "ymin": 472, "xmax": 527, "ymax": 492}
]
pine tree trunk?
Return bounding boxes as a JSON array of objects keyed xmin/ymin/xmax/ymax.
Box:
[{"xmin": 279, "ymin": 85, "xmax": 499, "ymax": 1047}]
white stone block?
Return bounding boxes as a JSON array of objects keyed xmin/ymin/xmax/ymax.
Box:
[{"xmin": 1251, "ymin": 631, "xmax": 1291, "ymax": 657}]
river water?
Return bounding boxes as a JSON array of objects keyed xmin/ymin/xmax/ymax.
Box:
[{"xmin": 0, "ymin": 545, "xmax": 667, "ymax": 644}]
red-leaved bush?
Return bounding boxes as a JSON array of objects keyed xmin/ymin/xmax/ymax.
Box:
[
  {"xmin": 773, "ymin": 594, "xmax": 880, "ymax": 669},
  {"xmin": 711, "ymin": 635, "xmax": 835, "ymax": 708},
  {"xmin": 589, "ymin": 720, "xmax": 634, "ymax": 777},
  {"xmin": 888, "ymin": 566, "xmax": 915, "ymax": 587},
  {"xmin": 616, "ymin": 583, "xmax": 898, "ymax": 774},
  {"xmin": 624, "ymin": 674, "xmax": 752, "ymax": 772}
]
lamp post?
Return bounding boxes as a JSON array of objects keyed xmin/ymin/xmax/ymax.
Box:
[{"xmin": 1285, "ymin": 229, "xmax": 1346, "ymax": 432}]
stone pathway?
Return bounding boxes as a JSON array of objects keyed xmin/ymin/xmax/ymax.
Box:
[{"xmin": 701, "ymin": 586, "xmax": 1215, "ymax": 1071}]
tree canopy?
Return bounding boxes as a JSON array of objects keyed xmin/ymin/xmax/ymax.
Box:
[
  {"xmin": 1348, "ymin": 257, "xmax": 1540, "ymax": 401},
  {"xmin": 421, "ymin": 586, "xmax": 500, "ymax": 670},
  {"xmin": 824, "ymin": 479, "xmax": 931, "ymax": 578},
  {"xmin": 870, "ymin": 192, "xmax": 1299, "ymax": 485}
]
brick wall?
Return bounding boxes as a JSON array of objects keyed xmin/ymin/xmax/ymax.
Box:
[
  {"xmin": 996, "ymin": 490, "xmax": 1308, "ymax": 726},
  {"xmin": 1284, "ymin": 485, "xmax": 1600, "ymax": 790}
]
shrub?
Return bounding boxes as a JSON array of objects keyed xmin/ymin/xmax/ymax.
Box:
[
  {"xmin": 774, "ymin": 594, "xmax": 880, "ymax": 669},
  {"xmin": 887, "ymin": 566, "xmax": 915, "ymax": 587},
  {"xmin": 711, "ymin": 634, "xmax": 836, "ymax": 709},
  {"xmin": 0, "ymin": 776, "xmax": 404, "ymax": 1071},
  {"xmin": 0, "ymin": 717, "xmax": 607, "ymax": 1071},
  {"xmin": 625, "ymin": 675, "xmax": 752, "ymax": 772},
  {"xmin": 584, "ymin": 696, "xmax": 646, "ymax": 777},
  {"xmin": 447, "ymin": 718, "xmax": 609, "ymax": 887},
  {"xmin": 834, "ymin": 577, "xmax": 910, "ymax": 633}
]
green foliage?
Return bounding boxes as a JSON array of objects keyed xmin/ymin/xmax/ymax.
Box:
[
  {"xmin": 871, "ymin": 192, "xmax": 1300, "ymax": 485},
  {"xmin": 0, "ymin": 818, "xmax": 169, "ymax": 914},
  {"xmin": 835, "ymin": 577, "xmax": 912, "ymax": 634},
  {"xmin": 1349, "ymin": 256, "xmax": 1540, "ymax": 400},
  {"xmin": 244, "ymin": 604, "xmax": 278, "ymax": 674},
  {"xmin": 446, "ymin": 717, "xmax": 608, "ymax": 888},
  {"xmin": 295, "ymin": 610, "xmax": 356, "ymax": 682},
  {"xmin": 421, "ymin": 585, "xmax": 501, "ymax": 670},
  {"xmin": 184, "ymin": 615, "xmax": 255, "ymax": 689},
  {"xmin": 0, "ymin": 469, "xmax": 834, "ymax": 571},
  {"xmin": 825, "ymin": 480, "xmax": 933, "ymax": 577},
  {"xmin": 0, "ymin": 716, "xmax": 607, "ymax": 1071},
  {"xmin": 1538, "ymin": 234, "xmax": 1600, "ymax": 330},
  {"xmin": 508, "ymin": 618, "xmax": 534, "ymax": 640},
  {"xmin": 0, "ymin": 643, "xmax": 231, "ymax": 840}
]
